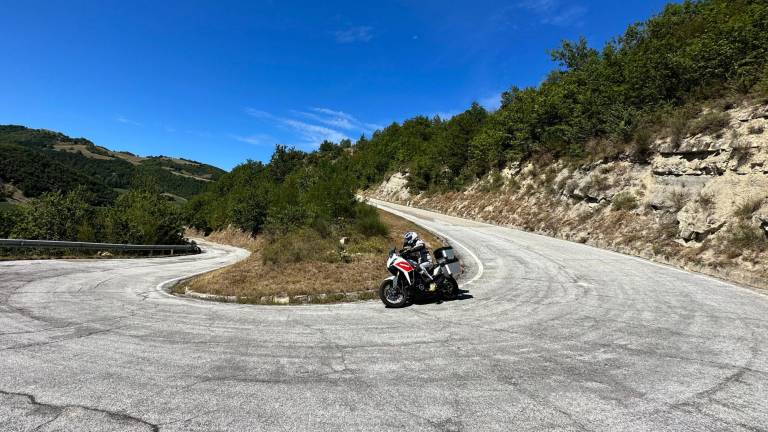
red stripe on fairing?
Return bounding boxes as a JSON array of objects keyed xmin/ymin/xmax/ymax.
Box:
[{"xmin": 394, "ymin": 261, "xmax": 413, "ymax": 272}]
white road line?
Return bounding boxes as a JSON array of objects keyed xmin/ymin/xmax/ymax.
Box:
[{"xmin": 369, "ymin": 199, "xmax": 485, "ymax": 287}]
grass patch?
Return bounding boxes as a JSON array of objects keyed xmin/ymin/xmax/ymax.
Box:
[
  {"xmin": 611, "ymin": 192, "xmax": 638, "ymax": 211},
  {"xmin": 722, "ymin": 223, "xmax": 767, "ymax": 258},
  {"xmin": 177, "ymin": 208, "xmax": 442, "ymax": 300},
  {"xmin": 733, "ymin": 197, "xmax": 764, "ymax": 220},
  {"xmin": 688, "ymin": 111, "xmax": 731, "ymax": 137}
]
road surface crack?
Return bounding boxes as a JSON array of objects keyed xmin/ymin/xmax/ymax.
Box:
[{"xmin": 0, "ymin": 389, "xmax": 160, "ymax": 431}]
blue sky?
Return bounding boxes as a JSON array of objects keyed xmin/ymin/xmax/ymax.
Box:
[{"xmin": 1, "ymin": 0, "xmax": 671, "ymax": 170}]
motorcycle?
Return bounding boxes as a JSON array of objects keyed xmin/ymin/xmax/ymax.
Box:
[{"xmin": 379, "ymin": 246, "xmax": 463, "ymax": 307}]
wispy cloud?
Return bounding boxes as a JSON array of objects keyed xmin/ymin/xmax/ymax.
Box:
[
  {"xmin": 116, "ymin": 115, "xmax": 142, "ymax": 127},
  {"xmin": 282, "ymin": 119, "xmax": 349, "ymax": 143},
  {"xmin": 231, "ymin": 133, "xmax": 274, "ymax": 146},
  {"xmin": 517, "ymin": 0, "xmax": 587, "ymax": 27},
  {"xmin": 245, "ymin": 107, "xmax": 381, "ymax": 148},
  {"xmin": 334, "ymin": 26, "xmax": 374, "ymax": 43},
  {"xmin": 293, "ymin": 107, "xmax": 382, "ymax": 133}
]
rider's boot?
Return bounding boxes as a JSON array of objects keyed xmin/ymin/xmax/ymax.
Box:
[{"xmin": 422, "ymin": 271, "xmax": 437, "ymax": 292}]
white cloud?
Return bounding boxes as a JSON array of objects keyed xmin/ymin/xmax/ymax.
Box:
[
  {"xmin": 292, "ymin": 107, "xmax": 382, "ymax": 133},
  {"xmin": 282, "ymin": 119, "xmax": 349, "ymax": 144},
  {"xmin": 517, "ymin": 0, "xmax": 587, "ymax": 27},
  {"xmin": 245, "ymin": 107, "xmax": 368, "ymax": 148},
  {"xmin": 334, "ymin": 26, "xmax": 374, "ymax": 43},
  {"xmin": 542, "ymin": 5, "xmax": 587, "ymax": 26},
  {"xmin": 244, "ymin": 108, "xmax": 274, "ymax": 119},
  {"xmin": 116, "ymin": 115, "xmax": 142, "ymax": 127},
  {"xmin": 231, "ymin": 133, "xmax": 273, "ymax": 146}
]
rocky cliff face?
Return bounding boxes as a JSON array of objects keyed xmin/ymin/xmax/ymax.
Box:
[{"xmin": 365, "ymin": 100, "xmax": 768, "ymax": 289}]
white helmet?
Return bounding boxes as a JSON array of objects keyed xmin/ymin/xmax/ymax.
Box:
[{"xmin": 403, "ymin": 231, "xmax": 419, "ymax": 247}]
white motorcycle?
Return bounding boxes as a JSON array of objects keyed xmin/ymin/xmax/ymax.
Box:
[{"xmin": 379, "ymin": 246, "xmax": 462, "ymax": 307}]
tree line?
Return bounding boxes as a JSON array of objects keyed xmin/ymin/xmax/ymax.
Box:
[
  {"xmin": 3, "ymin": 0, "xmax": 767, "ymax": 247},
  {"xmin": 349, "ymin": 0, "xmax": 768, "ymax": 192}
]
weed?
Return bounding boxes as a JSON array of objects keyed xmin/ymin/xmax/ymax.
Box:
[
  {"xmin": 696, "ymin": 191, "xmax": 715, "ymax": 211},
  {"xmin": 657, "ymin": 218, "xmax": 680, "ymax": 240},
  {"xmin": 612, "ymin": 192, "xmax": 639, "ymax": 211},
  {"xmin": 479, "ymin": 170, "xmax": 504, "ymax": 193},
  {"xmin": 668, "ymin": 189, "xmax": 689, "ymax": 212},
  {"xmin": 589, "ymin": 174, "xmax": 610, "ymax": 193},
  {"xmin": 353, "ymin": 203, "xmax": 389, "ymax": 237},
  {"xmin": 554, "ymin": 171, "xmax": 572, "ymax": 193},
  {"xmin": 722, "ymin": 222, "xmax": 767, "ymax": 257},
  {"xmin": 733, "ymin": 197, "xmax": 764, "ymax": 220},
  {"xmin": 688, "ymin": 111, "xmax": 731, "ymax": 137}
]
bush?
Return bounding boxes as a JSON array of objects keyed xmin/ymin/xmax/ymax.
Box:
[
  {"xmin": 668, "ymin": 189, "xmax": 689, "ymax": 212},
  {"xmin": 748, "ymin": 125, "xmax": 765, "ymax": 135},
  {"xmin": 10, "ymin": 188, "xmax": 96, "ymax": 241},
  {"xmin": 724, "ymin": 223, "xmax": 767, "ymax": 256},
  {"xmin": 102, "ymin": 190, "xmax": 185, "ymax": 245},
  {"xmin": 734, "ymin": 197, "xmax": 764, "ymax": 220},
  {"xmin": 262, "ymin": 229, "xmax": 339, "ymax": 264},
  {"xmin": 353, "ymin": 203, "xmax": 388, "ymax": 237},
  {"xmin": 688, "ymin": 111, "xmax": 731, "ymax": 137},
  {"xmin": 612, "ymin": 192, "xmax": 639, "ymax": 211},
  {"xmin": 697, "ymin": 191, "xmax": 715, "ymax": 211},
  {"xmin": 0, "ymin": 205, "xmax": 21, "ymax": 237}
]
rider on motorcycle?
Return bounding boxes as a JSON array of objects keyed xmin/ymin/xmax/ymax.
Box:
[{"xmin": 401, "ymin": 231, "xmax": 436, "ymax": 290}]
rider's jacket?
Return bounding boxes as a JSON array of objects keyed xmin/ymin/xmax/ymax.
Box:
[{"xmin": 402, "ymin": 240, "xmax": 432, "ymax": 265}]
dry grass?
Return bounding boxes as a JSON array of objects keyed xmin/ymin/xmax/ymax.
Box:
[
  {"xmin": 733, "ymin": 197, "xmax": 764, "ymax": 220},
  {"xmin": 185, "ymin": 226, "xmax": 260, "ymax": 251},
  {"xmin": 177, "ymin": 209, "xmax": 442, "ymax": 299}
]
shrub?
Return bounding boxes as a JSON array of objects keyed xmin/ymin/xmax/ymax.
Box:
[
  {"xmin": 688, "ymin": 111, "xmax": 731, "ymax": 137},
  {"xmin": 102, "ymin": 190, "xmax": 185, "ymax": 245},
  {"xmin": 696, "ymin": 191, "xmax": 715, "ymax": 211},
  {"xmin": 353, "ymin": 203, "xmax": 388, "ymax": 237},
  {"xmin": 733, "ymin": 197, "xmax": 764, "ymax": 220},
  {"xmin": 479, "ymin": 170, "xmax": 504, "ymax": 193},
  {"xmin": 724, "ymin": 223, "xmax": 767, "ymax": 256},
  {"xmin": 262, "ymin": 229, "xmax": 339, "ymax": 264},
  {"xmin": 612, "ymin": 192, "xmax": 639, "ymax": 211},
  {"xmin": 0, "ymin": 205, "xmax": 21, "ymax": 237},
  {"xmin": 0, "ymin": 184, "xmax": 12, "ymax": 201},
  {"xmin": 668, "ymin": 189, "xmax": 689, "ymax": 212},
  {"xmin": 588, "ymin": 174, "xmax": 610, "ymax": 193},
  {"xmin": 10, "ymin": 188, "xmax": 96, "ymax": 241}
]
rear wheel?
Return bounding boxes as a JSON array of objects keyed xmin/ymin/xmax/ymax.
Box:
[{"xmin": 379, "ymin": 279, "xmax": 407, "ymax": 308}]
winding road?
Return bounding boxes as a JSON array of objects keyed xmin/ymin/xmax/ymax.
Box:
[{"xmin": 2, "ymin": 200, "xmax": 767, "ymax": 431}]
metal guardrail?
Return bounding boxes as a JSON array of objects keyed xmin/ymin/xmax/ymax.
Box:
[{"xmin": 0, "ymin": 239, "xmax": 200, "ymax": 254}]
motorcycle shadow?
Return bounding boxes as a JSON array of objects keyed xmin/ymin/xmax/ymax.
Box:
[{"xmin": 407, "ymin": 289, "xmax": 473, "ymax": 307}]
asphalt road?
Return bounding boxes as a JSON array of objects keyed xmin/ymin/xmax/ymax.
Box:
[{"xmin": 1, "ymin": 200, "xmax": 767, "ymax": 431}]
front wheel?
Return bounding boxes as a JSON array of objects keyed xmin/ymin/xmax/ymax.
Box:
[
  {"xmin": 379, "ymin": 279, "xmax": 407, "ymax": 308},
  {"xmin": 441, "ymin": 277, "xmax": 460, "ymax": 299}
]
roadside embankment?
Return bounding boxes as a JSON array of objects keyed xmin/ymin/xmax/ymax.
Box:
[{"xmin": 364, "ymin": 100, "xmax": 768, "ymax": 291}]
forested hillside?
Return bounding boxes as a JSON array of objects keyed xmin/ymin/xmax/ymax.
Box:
[
  {"xmin": 0, "ymin": 125, "xmax": 225, "ymax": 203},
  {"xmin": 349, "ymin": 0, "xmax": 768, "ymax": 192},
  {"xmin": 184, "ymin": 0, "xmax": 767, "ymax": 240}
]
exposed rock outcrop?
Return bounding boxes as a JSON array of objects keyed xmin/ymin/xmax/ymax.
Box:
[{"xmin": 364, "ymin": 100, "xmax": 768, "ymax": 290}]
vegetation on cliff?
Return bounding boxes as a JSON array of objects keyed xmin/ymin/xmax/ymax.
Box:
[{"xmin": 349, "ymin": 0, "xmax": 768, "ymax": 192}]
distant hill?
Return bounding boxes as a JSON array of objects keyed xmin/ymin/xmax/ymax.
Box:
[{"xmin": 0, "ymin": 125, "xmax": 225, "ymax": 205}]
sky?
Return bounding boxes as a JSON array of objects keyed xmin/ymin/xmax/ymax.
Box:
[{"xmin": 1, "ymin": 0, "xmax": 672, "ymax": 170}]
